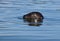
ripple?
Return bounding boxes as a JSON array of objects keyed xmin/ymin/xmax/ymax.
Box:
[
  {"xmin": 0, "ymin": 27, "xmax": 7, "ymax": 28},
  {"xmin": 0, "ymin": 7, "xmax": 20, "ymax": 8},
  {"xmin": 0, "ymin": 3, "xmax": 9, "ymax": 4},
  {"xmin": 0, "ymin": 20, "xmax": 6, "ymax": 22},
  {"xmin": 45, "ymin": 18, "xmax": 60, "ymax": 22}
]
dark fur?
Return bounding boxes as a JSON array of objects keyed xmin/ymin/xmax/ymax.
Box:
[{"xmin": 23, "ymin": 12, "xmax": 44, "ymax": 26}]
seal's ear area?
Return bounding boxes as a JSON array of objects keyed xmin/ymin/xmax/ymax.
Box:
[
  {"xmin": 37, "ymin": 12, "xmax": 44, "ymax": 19},
  {"xmin": 23, "ymin": 15, "xmax": 27, "ymax": 19},
  {"xmin": 23, "ymin": 13, "xmax": 31, "ymax": 19},
  {"xmin": 41, "ymin": 15, "xmax": 44, "ymax": 19}
]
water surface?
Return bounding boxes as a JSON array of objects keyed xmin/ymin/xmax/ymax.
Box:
[{"xmin": 0, "ymin": 0, "xmax": 60, "ymax": 41}]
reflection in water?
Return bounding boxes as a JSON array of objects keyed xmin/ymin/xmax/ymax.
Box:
[{"xmin": 23, "ymin": 12, "xmax": 44, "ymax": 26}]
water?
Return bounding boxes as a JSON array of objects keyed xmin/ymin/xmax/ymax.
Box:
[{"xmin": 0, "ymin": 0, "xmax": 60, "ymax": 41}]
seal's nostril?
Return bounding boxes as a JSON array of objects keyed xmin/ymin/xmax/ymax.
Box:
[{"xmin": 34, "ymin": 19, "xmax": 38, "ymax": 23}]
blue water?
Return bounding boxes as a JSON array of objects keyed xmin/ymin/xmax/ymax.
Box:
[{"xmin": 0, "ymin": 0, "xmax": 60, "ymax": 41}]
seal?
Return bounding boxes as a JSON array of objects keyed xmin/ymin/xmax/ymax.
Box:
[{"xmin": 23, "ymin": 12, "xmax": 44, "ymax": 26}]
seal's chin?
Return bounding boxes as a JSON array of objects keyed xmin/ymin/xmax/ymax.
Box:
[
  {"xmin": 34, "ymin": 19, "xmax": 37, "ymax": 23},
  {"xmin": 28, "ymin": 23, "xmax": 42, "ymax": 26}
]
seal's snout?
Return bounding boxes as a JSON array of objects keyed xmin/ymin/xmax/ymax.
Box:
[{"xmin": 23, "ymin": 12, "xmax": 44, "ymax": 26}]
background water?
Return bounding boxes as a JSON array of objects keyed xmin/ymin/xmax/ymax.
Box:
[{"xmin": 0, "ymin": 0, "xmax": 60, "ymax": 41}]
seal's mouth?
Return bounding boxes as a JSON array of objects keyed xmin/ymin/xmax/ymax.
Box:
[
  {"xmin": 28, "ymin": 23, "xmax": 42, "ymax": 26},
  {"xmin": 25, "ymin": 21, "xmax": 43, "ymax": 26}
]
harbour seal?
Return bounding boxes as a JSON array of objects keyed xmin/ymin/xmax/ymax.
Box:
[{"xmin": 23, "ymin": 12, "xmax": 44, "ymax": 26}]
